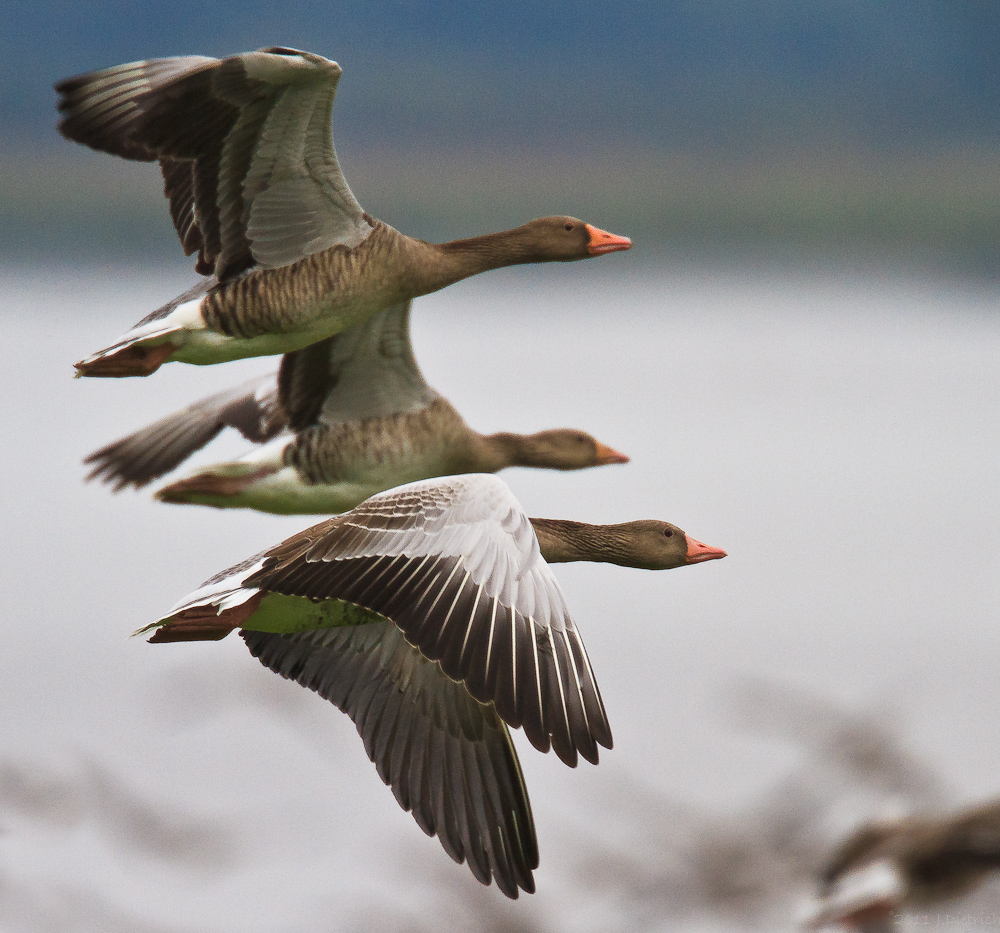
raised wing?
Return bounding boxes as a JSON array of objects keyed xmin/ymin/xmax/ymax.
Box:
[
  {"xmin": 245, "ymin": 474, "xmax": 613, "ymax": 767},
  {"xmin": 56, "ymin": 47, "xmax": 371, "ymax": 279},
  {"xmin": 84, "ymin": 373, "xmax": 284, "ymax": 490},
  {"xmin": 277, "ymin": 301, "xmax": 438, "ymax": 430},
  {"xmin": 243, "ymin": 621, "xmax": 538, "ymax": 897}
]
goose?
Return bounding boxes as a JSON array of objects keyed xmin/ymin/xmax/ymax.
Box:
[
  {"xmin": 140, "ymin": 474, "xmax": 727, "ymax": 897},
  {"xmin": 56, "ymin": 47, "xmax": 632, "ymax": 377},
  {"xmin": 804, "ymin": 799, "xmax": 1000, "ymax": 931},
  {"xmin": 84, "ymin": 301, "xmax": 629, "ymax": 513}
]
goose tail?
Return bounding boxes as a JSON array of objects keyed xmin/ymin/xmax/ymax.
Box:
[
  {"xmin": 155, "ymin": 465, "xmax": 277, "ymax": 506},
  {"xmin": 75, "ymin": 331, "xmax": 180, "ymax": 377},
  {"xmin": 75, "ymin": 281, "xmax": 211, "ymax": 377}
]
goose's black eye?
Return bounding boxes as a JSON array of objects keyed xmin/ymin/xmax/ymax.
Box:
[
  {"xmin": 663, "ymin": 528, "xmax": 673, "ymax": 538},
  {"xmin": 564, "ymin": 223, "xmax": 574, "ymax": 231}
]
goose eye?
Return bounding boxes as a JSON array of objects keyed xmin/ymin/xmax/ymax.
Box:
[
  {"xmin": 663, "ymin": 528, "xmax": 673, "ymax": 538},
  {"xmin": 564, "ymin": 222, "xmax": 574, "ymax": 231}
]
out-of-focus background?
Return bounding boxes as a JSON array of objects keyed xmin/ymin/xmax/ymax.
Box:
[
  {"xmin": 8, "ymin": 0, "xmax": 1000, "ymax": 273},
  {"xmin": 3, "ymin": 4, "xmax": 1000, "ymax": 931}
]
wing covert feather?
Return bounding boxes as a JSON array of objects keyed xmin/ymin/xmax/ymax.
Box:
[
  {"xmin": 276, "ymin": 302, "xmax": 437, "ymax": 430},
  {"xmin": 245, "ymin": 475, "xmax": 613, "ymax": 766}
]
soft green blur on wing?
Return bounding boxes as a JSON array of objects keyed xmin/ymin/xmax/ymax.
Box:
[
  {"xmin": 240, "ymin": 592, "xmax": 387, "ymax": 634},
  {"xmin": 133, "ymin": 592, "xmax": 387, "ymax": 639}
]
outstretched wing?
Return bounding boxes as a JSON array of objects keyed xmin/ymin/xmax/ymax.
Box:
[
  {"xmin": 56, "ymin": 47, "xmax": 371, "ymax": 279},
  {"xmin": 84, "ymin": 373, "xmax": 285, "ymax": 490},
  {"xmin": 243, "ymin": 621, "xmax": 538, "ymax": 897},
  {"xmin": 245, "ymin": 474, "xmax": 613, "ymax": 767},
  {"xmin": 277, "ymin": 301, "xmax": 439, "ymax": 430}
]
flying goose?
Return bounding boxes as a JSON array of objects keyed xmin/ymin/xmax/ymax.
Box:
[
  {"xmin": 56, "ymin": 48, "xmax": 632, "ymax": 377},
  {"xmin": 804, "ymin": 799, "xmax": 1000, "ymax": 931},
  {"xmin": 84, "ymin": 301, "xmax": 629, "ymax": 513},
  {"xmin": 140, "ymin": 474, "xmax": 728, "ymax": 896}
]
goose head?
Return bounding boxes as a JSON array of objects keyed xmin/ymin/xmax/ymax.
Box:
[
  {"xmin": 530, "ymin": 517, "xmax": 727, "ymax": 568},
  {"xmin": 515, "ymin": 216, "xmax": 633, "ymax": 261},
  {"xmin": 607, "ymin": 520, "xmax": 729, "ymax": 570},
  {"xmin": 516, "ymin": 429, "xmax": 630, "ymax": 470}
]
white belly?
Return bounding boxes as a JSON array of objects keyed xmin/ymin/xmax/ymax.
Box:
[
  {"xmin": 170, "ymin": 321, "xmax": 335, "ymax": 365},
  {"xmin": 227, "ymin": 468, "xmax": 385, "ymax": 515}
]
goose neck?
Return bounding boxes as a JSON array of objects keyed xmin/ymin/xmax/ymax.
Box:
[
  {"xmin": 473, "ymin": 431, "xmax": 542, "ymax": 472},
  {"xmin": 529, "ymin": 518, "xmax": 613, "ymax": 564},
  {"xmin": 406, "ymin": 227, "xmax": 546, "ymax": 295}
]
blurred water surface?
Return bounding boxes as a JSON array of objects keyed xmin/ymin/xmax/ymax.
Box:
[{"xmin": 1, "ymin": 262, "xmax": 999, "ymax": 931}]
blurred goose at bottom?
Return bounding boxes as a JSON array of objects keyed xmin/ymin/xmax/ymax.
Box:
[
  {"xmin": 140, "ymin": 474, "xmax": 727, "ymax": 897},
  {"xmin": 805, "ymin": 798, "xmax": 1000, "ymax": 931}
]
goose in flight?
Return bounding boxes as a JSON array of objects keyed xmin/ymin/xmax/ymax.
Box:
[
  {"xmin": 56, "ymin": 47, "xmax": 632, "ymax": 377},
  {"xmin": 141, "ymin": 473, "xmax": 727, "ymax": 896},
  {"xmin": 83, "ymin": 301, "xmax": 629, "ymax": 512},
  {"xmin": 804, "ymin": 798, "xmax": 1000, "ymax": 931}
]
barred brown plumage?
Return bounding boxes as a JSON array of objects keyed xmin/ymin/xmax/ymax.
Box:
[
  {"xmin": 85, "ymin": 301, "xmax": 628, "ymax": 510},
  {"xmin": 282, "ymin": 398, "xmax": 470, "ymax": 486}
]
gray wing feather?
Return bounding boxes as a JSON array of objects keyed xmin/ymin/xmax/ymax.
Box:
[
  {"xmin": 56, "ymin": 47, "xmax": 370, "ymax": 279},
  {"xmin": 242, "ymin": 621, "xmax": 538, "ymax": 897},
  {"xmin": 244, "ymin": 475, "xmax": 613, "ymax": 767},
  {"xmin": 277, "ymin": 301, "xmax": 438, "ymax": 429},
  {"xmin": 84, "ymin": 373, "xmax": 285, "ymax": 490},
  {"xmin": 241, "ymin": 74, "xmax": 368, "ymax": 266}
]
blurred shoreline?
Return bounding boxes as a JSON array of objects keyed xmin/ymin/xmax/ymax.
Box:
[{"xmin": 9, "ymin": 142, "xmax": 1000, "ymax": 277}]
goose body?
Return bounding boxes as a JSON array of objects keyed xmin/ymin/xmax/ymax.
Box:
[
  {"xmin": 152, "ymin": 397, "xmax": 483, "ymax": 514},
  {"xmin": 141, "ymin": 474, "xmax": 727, "ymax": 896},
  {"xmin": 805, "ymin": 799, "xmax": 1000, "ymax": 931},
  {"xmin": 84, "ymin": 302, "xmax": 629, "ymax": 513},
  {"xmin": 56, "ymin": 48, "xmax": 632, "ymax": 376}
]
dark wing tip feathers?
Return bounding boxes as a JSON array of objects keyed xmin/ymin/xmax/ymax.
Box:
[
  {"xmin": 83, "ymin": 410, "xmax": 224, "ymax": 490},
  {"xmin": 53, "ymin": 73, "xmax": 88, "ymax": 96},
  {"xmin": 55, "ymin": 49, "xmax": 357, "ymax": 279},
  {"xmin": 82, "ymin": 373, "xmax": 284, "ymax": 491},
  {"xmin": 53, "ymin": 56, "xmax": 241, "ymax": 274}
]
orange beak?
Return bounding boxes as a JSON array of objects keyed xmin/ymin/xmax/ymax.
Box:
[
  {"xmin": 585, "ymin": 224, "xmax": 633, "ymax": 255},
  {"xmin": 685, "ymin": 537, "xmax": 727, "ymax": 564},
  {"xmin": 593, "ymin": 441, "xmax": 630, "ymax": 465}
]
